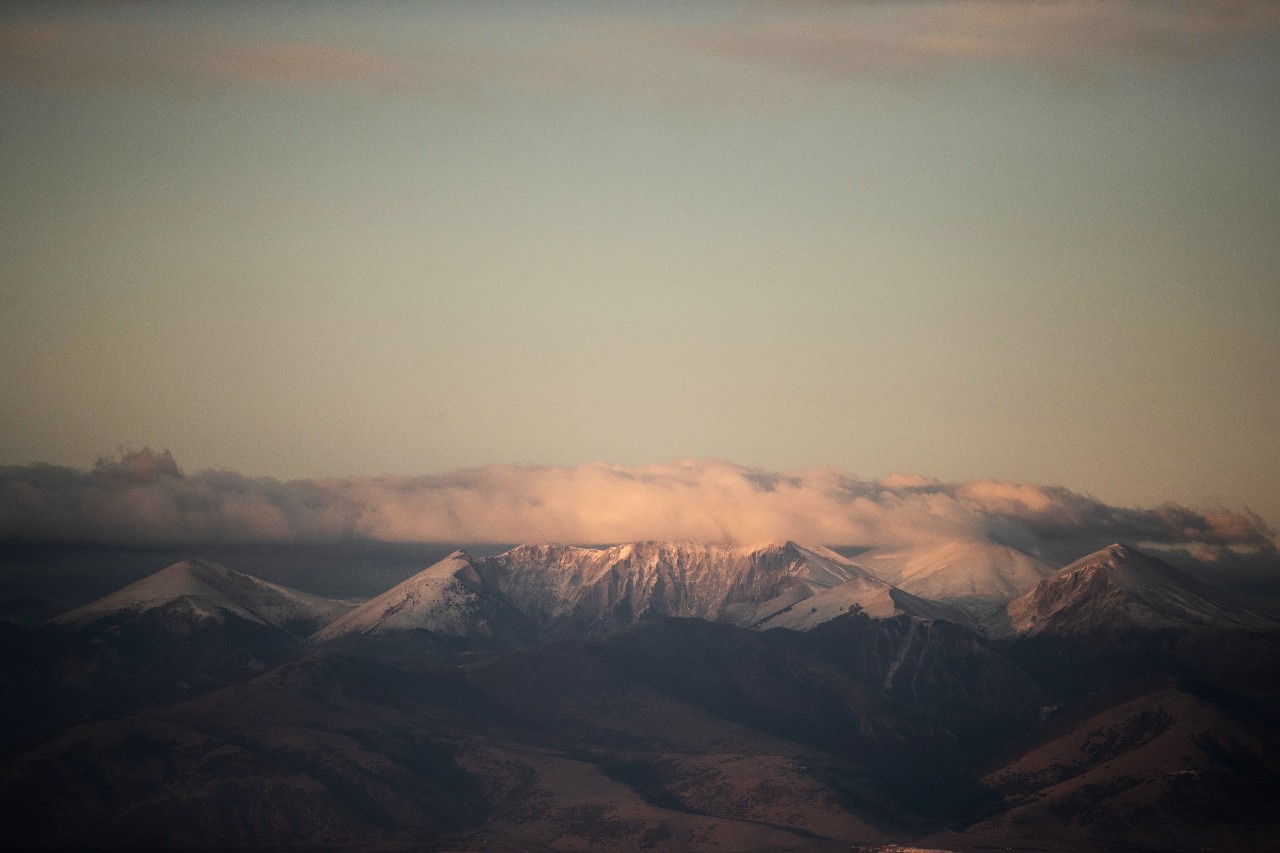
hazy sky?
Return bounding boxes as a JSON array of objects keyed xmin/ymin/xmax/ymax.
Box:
[{"xmin": 2, "ymin": 1, "xmax": 1279, "ymax": 527}]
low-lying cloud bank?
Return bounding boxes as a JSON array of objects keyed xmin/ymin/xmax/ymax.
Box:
[{"xmin": 0, "ymin": 450, "xmax": 1272, "ymax": 569}]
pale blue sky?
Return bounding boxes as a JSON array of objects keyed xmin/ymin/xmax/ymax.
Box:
[{"xmin": 2, "ymin": 1, "xmax": 1278, "ymax": 525}]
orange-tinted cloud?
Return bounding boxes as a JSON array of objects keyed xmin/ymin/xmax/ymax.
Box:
[
  {"xmin": 0, "ymin": 21, "xmax": 427, "ymax": 92},
  {"xmin": 680, "ymin": 0, "xmax": 1280, "ymax": 76},
  {"xmin": 0, "ymin": 451, "xmax": 1272, "ymax": 563},
  {"xmin": 5, "ymin": 1, "xmax": 1278, "ymax": 100},
  {"xmin": 178, "ymin": 39, "xmax": 421, "ymax": 89}
]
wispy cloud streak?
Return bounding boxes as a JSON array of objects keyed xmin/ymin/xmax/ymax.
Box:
[
  {"xmin": 676, "ymin": 0, "xmax": 1280, "ymax": 77},
  {"xmin": 3, "ymin": 1, "xmax": 1277, "ymax": 98},
  {"xmin": 0, "ymin": 22, "xmax": 427, "ymax": 92}
]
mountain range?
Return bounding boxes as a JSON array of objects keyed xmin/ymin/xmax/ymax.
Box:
[
  {"xmin": 315, "ymin": 541, "xmax": 972, "ymax": 641},
  {"xmin": 2, "ymin": 540, "xmax": 1278, "ymax": 851}
]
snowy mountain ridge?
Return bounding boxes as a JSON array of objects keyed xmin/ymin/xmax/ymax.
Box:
[
  {"xmin": 312, "ymin": 540, "xmax": 975, "ymax": 640},
  {"xmin": 58, "ymin": 542, "xmax": 1273, "ymax": 646}
]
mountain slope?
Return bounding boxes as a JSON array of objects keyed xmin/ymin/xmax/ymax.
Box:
[
  {"xmin": 950, "ymin": 680, "xmax": 1280, "ymax": 852},
  {"xmin": 313, "ymin": 550, "xmax": 533, "ymax": 641},
  {"xmin": 994, "ymin": 544, "xmax": 1280, "ymax": 702},
  {"xmin": 859, "ymin": 539, "xmax": 1053, "ymax": 608},
  {"xmin": 0, "ymin": 595, "xmax": 67, "ymax": 626},
  {"xmin": 3, "ymin": 560, "xmax": 349, "ymax": 743},
  {"xmin": 5, "ymin": 545, "xmax": 1279, "ymax": 851},
  {"xmin": 1004, "ymin": 543, "xmax": 1278, "ymax": 637},
  {"xmin": 55, "ymin": 559, "xmax": 353, "ymax": 638},
  {"xmin": 752, "ymin": 576, "xmax": 973, "ymax": 631},
  {"xmin": 2, "ymin": 614, "xmax": 1042, "ymax": 851}
]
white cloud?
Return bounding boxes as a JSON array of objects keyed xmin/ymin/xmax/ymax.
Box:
[{"xmin": 0, "ymin": 451, "xmax": 1272, "ymax": 563}]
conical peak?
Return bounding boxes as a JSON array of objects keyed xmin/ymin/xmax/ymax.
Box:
[
  {"xmin": 1006, "ymin": 538, "xmax": 1279, "ymax": 636},
  {"xmin": 149, "ymin": 558, "xmax": 227, "ymax": 585},
  {"xmin": 160, "ymin": 559, "xmax": 273, "ymax": 596},
  {"xmin": 408, "ymin": 549, "xmax": 479, "ymax": 581},
  {"xmin": 56, "ymin": 557, "xmax": 301, "ymax": 630},
  {"xmin": 1062, "ymin": 542, "xmax": 1149, "ymax": 574},
  {"xmin": 177, "ymin": 557, "xmax": 227, "ymax": 576},
  {"xmin": 313, "ymin": 548, "xmax": 496, "ymax": 641}
]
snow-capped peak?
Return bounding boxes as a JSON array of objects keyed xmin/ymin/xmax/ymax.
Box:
[
  {"xmin": 55, "ymin": 559, "xmax": 352, "ymax": 634},
  {"xmin": 858, "ymin": 539, "xmax": 1053, "ymax": 608},
  {"xmin": 312, "ymin": 550, "xmax": 493, "ymax": 641},
  {"xmin": 1004, "ymin": 542, "xmax": 1278, "ymax": 635}
]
